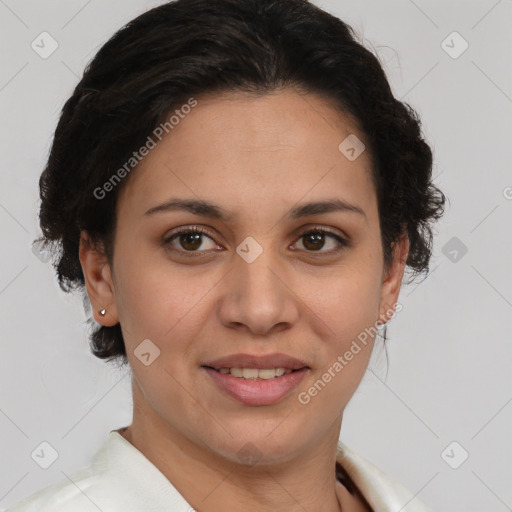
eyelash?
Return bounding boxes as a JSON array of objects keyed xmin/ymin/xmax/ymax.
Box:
[{"xmin": 162, "ymin": 225, "xmax": 349, "ymax": 257}]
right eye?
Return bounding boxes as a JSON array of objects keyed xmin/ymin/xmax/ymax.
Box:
[{"xmin": 162, "ymin": 226, "xmax": 222, "ymax": 255}]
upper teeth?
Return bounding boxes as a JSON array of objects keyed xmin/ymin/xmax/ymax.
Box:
[{"xmin": 218, "ymin": 368, "xmax": 292, "ymax": 379}]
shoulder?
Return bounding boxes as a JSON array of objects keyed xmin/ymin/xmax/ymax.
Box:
[
  {"xmin": 5, "ymin": 465, "xmax": 101, "ymax": 512},
  {"xmin": 336, "ymin": 442, "xmax": 434, "ymax": 512},
  {"xmin": 5, "ymin": 430, "xmax": 193, "ymax": 512},
  {"xmin": 5, "ymin": 431, "xmax": 130, "ymax": 512}
]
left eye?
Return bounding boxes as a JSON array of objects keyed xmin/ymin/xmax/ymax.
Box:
[
  {"xmin": 294, "ymin": 229, "xmax": 347, "ymax": 253},
  {"xmin": 163, "ymin": 227, "xmax": 347, "ymax": 255}
]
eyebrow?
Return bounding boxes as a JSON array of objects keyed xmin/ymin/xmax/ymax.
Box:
[{"xmin": 144, "ymin": 198, "xmax": 366, "ymax": 221}]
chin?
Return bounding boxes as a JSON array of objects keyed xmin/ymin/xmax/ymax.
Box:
[{"xmin": 203, "ymin": 428, "xmax": 306, "ymax": 468}]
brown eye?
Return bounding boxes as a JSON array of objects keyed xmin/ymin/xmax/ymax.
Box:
[
  {"xmin": 163, "ymin": 227, "xmax": 219, "ymax": 253},
  {"xmin": 295, "ymin": 229, "xmax": 348, "ymax": 253},
  {"xmin": 178, "ymin": 232, "xmax": 203, "ymax": 251}
]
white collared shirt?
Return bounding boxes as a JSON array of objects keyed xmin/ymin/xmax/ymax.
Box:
[{"xmin": 5, "ymin": 430, "xmax": 433, "ymax": 511}]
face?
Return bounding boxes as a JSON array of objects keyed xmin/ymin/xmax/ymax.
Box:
[{"xmin": 80, "ymin": 88, "xmax": 407, "ymax": 466}]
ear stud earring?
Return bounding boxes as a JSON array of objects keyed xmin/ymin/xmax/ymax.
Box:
[{"xmin": 99, "ymin": 309, "xmax": 107, "ymax": 316}]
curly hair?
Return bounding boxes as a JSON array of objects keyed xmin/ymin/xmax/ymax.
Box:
[{"xmin": 34, "ymin": 0, "xmax": 445, "ymax": 366}]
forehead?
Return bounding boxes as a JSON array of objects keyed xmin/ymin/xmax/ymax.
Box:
[{"xmin": 117, "ymin": 88, "xmax": 376, "ymax": 221}]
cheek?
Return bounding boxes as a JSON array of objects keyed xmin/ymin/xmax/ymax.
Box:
[
  {"xmin": 296, "ymin": 278, "xmax": 379, "ymax": 417},
  {"xmin": 307, "ymin": 263, "xmax": 382, "ymax": 338},
  {"xmin": 301, "ymin": 258, "xmax": 381, "ymax": 387},
  {"xmin": 113, "ymin": 249, "xmax": 218, "ymax": 357},
  {"xmin": 112, "ymin": 251, "xmax": 172, "ymax": 346}
]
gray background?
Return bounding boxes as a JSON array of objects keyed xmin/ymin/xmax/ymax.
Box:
[{"xmin": 1, "ymin": 1, "xmax": 511, "ymax": 511}]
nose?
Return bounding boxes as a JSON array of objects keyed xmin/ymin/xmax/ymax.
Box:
[{"xmin": 217, "ymin": 242, "xmax": 300, "ymax": 337}]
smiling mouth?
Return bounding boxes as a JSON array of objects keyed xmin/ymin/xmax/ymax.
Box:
[
  {"xmin": 203, "ymin": 366, "xmax": 305, "ymax": 380},
  {"xmin": 202, "ymin": 365, "xmax": 309, "ymax": 406}
]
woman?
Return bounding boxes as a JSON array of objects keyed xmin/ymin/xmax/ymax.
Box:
[{"xmin": 9, "ymin": 0, "xmax": 445, "ymax": 510}]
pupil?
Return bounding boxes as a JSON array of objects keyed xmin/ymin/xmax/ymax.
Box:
[
  {"xmin": 304, "ymin": 232, "xmax": 324, "ymax": 251},
  {"xmin": 181, "ymin": 233, "xmax": 202, "ymax": 250}
]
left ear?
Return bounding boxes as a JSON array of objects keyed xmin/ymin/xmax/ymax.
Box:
[{"xmin": 378, "ymin": 234, "xmax": 409, "ymax": 325}]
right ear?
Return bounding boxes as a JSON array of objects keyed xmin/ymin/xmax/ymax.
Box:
[{"xmin": 78, "ymin": 231, "xmax": 119, "ymax": 326}]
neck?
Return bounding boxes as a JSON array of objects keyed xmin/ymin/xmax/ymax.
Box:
[{"xmin": 121, "ymin": 388, "xmax": 344, "ymax": 511}]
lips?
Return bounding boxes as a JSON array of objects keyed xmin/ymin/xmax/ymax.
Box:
[
  {"xmin": 201, "ymin": 352, "xmax": 309, "ymax": 371},
  {"xmin": 201, "ymin": 352, "xmax": 310, "ymax": 406},
  {"xmin": 203, "ymin": 366, "xmax": 309, "ymax": 406}
]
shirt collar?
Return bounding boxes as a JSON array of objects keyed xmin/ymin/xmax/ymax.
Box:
[
  {"xmin": 336, "ymin": 441, "xmax": 433, "ymax": 512},
  {"xmin": 89, "ymin": 429, "xmax": 431, "ymax": 512},
  {"xmin": 89, "ymin": 429, "xmax": 194, "ymax": 511}
]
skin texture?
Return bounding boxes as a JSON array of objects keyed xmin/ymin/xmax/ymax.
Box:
[{"xmin": 79, "ymin": 88, "xmax": 409, "ymax": 512}]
